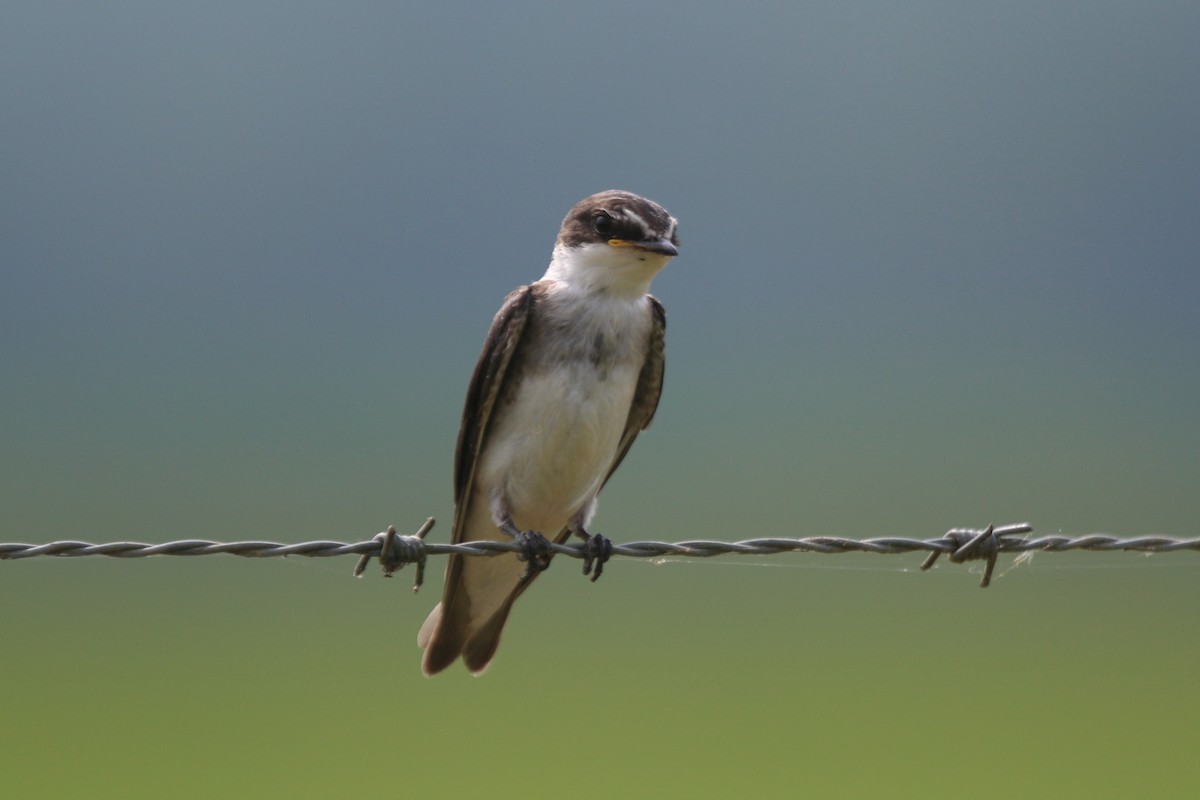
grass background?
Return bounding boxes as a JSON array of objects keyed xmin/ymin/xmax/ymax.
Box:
[{"xmin": 3, "ymin": 2, "xmax": 1198, "ymax": 797}]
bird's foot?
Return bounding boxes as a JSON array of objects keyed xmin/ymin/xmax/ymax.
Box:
[
  {"xmin": 512, "ymin": 530, "xmax": 553, "ymax": 581},
  {"xmin": 577, "ymin": 530, "xmax": 613, "ymax": 582}
]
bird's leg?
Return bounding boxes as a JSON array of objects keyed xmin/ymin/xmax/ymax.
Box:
[
  {"xmin": 570, "ymin": 521, "xmax": 613, "ymax": 582},
  {"xmin": 493, "ymin": 503, "xmax": 552, "ymax": 581}
]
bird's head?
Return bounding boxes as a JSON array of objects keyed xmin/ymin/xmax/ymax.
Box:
[{"xmin": 545, "ymin": 190, "xmax": 679, "ymax": 295}]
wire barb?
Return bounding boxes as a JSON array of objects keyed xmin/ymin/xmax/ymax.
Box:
[
  {"xmin": 918, "ymin": 523, "xmax": 1025, "ymax": 587},
  {"xmin": 352, "ymin": 518, "xmax": 434, "ymax": 592}
]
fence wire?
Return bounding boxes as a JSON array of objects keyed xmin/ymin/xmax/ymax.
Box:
[{"xmin": 3, "ymin": 520, "xmax": 1198, "ymax": 590}]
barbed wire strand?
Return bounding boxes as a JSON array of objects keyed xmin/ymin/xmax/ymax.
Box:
[{"xmin": 3, "ymin": 520, "xmax": 1198, "ymax": 591}]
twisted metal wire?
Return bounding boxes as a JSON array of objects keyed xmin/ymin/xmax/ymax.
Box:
[{"xmin": 3, "ymin": 520, "xmax": 1197, "ymax": 589}]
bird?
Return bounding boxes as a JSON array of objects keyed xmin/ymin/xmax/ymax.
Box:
[{"xmin": 418, "ymin": 190, "xmax": 679, "ymax": 676}]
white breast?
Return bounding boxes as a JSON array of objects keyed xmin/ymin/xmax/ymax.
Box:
[
  {"xmin": 476, "ymin": 291, "xmax": 651, "ymax": 533},
  {"xmin": 482, "ymin": 357, "xmax": 638, "ymax": 532}
]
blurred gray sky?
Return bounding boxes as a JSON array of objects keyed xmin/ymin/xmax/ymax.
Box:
[{"xmin": 3, "ymin": 2, "xmax": 1198, "ymax": 542}]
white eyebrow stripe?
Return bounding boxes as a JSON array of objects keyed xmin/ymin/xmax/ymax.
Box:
[{"xmin": 622, "ymin": 208, "xmax": 652, "ymax": 239}]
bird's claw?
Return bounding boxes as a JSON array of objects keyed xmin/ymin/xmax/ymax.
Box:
[
  {"xmin": 514, "ymin": 530, "xmax": 553, "ymax": 580},
  {"xmin": 580, "ymin": 532, "xmax": 613, "ymax": 582}
]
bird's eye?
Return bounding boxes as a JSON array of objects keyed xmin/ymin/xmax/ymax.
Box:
[{"xmin": 592, "ymin": 213, "xmax": 614, "ymax": 236}]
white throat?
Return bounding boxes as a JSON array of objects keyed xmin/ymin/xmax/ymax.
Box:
[{"xmin": 542, "ymin": 242, "xmax": 671, "ymax": 297}]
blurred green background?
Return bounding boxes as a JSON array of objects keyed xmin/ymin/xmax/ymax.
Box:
[{"xmin": 3, "ymin": 2, "xmax": 1198, "ymax": 797}]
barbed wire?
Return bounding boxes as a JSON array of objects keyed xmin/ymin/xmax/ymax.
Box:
[{"xmin": 3, "ymin": 520, "xmax": 1198, "ymax": 590}]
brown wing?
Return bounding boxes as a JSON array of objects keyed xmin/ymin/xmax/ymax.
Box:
[
  {"xmin": 601, "ymin": 294, "xmax": 667, "ymax": 488},
  {"xmin": 421, "ymin": 286, "xmax": 535, "ymax": 676},
  {"xmin": 451, "ymin": 285, "xmax": 535, "ymax": 526}
]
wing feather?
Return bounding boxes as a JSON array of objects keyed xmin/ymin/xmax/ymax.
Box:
[
  {"xmin": 451, "ymin": 286, "xmax": 535, "ymax": 515},
  {"xmin": 422, "ymin": 286, "xmax": 534, "ymax": 676},
  {"xmin": 601, "ymin": 295, "xmax": 666, "ymax": 488}
]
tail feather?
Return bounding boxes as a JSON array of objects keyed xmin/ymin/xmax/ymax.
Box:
[
  {"xmin": 419, "ymin": 497, "xmax": 566, "ymax": 675},
  {"xmin": 416, "ymin": 602, "xmax": 441, "ymax": 650},
  {"xmin": 420, "ymin": 595, "xmax": 473, "ymax": 677},
  {"xmin": 461, "ymin": 598, "xmax": 518, "ymax": 675},
  {"xmin": 420, "ymin": 581, "xmax": 522, "ymax": 677},
  {"xmin": 420, "ymin": 545, "xmax": 524, "ymax": 675}
]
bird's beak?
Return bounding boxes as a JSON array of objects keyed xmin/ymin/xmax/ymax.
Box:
[{"xmin": 608, "ymin": 238, "xmax": 678, "ymax": 257}]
